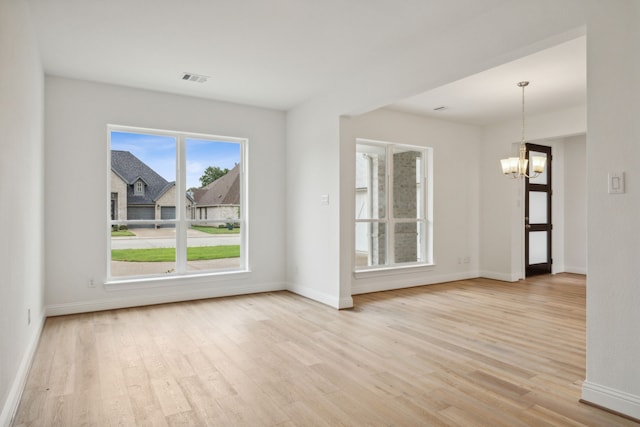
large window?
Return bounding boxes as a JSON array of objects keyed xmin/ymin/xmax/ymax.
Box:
[
  {"xmin": 355, "ymin": 139, "xmax": 432, "ymax": 270},
  {"xmin": 108, "ymin": 125, "xmax": 247, "ymax": 280}
]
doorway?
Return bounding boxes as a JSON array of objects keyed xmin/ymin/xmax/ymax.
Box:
[{"xmin": 525, "ymin": 143, "xmax": 552, "ymax": 276}]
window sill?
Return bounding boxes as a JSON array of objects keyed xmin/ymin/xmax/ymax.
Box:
[
  {"xmin": 104, "ymin": 269, "xmax": 251, "ymax": 291},
  {"xmin": 353, "ymin": 263, "xmax": 435, "ymax": 279}
]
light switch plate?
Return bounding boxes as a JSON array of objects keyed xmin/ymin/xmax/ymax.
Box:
[{"xmin": 608, "ymin": 172, "xmax": 625, "ymax": 194}]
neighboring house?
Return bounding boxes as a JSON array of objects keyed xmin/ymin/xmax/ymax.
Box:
[
  {"xmin": 110, "ymin": 150, "xmax": 194, "ymax": 225},
  {"xmin": 192, "ymin": 163, "xmax": 240, "ymax": 224}
]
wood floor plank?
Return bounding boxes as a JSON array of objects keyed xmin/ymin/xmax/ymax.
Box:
[
  {"xmin": 150, "ymin": 377, "xmax": 191, "ymax": 417},
  {"xmin": 14, "ymin": 274, "xmax": 639, "ymax": 426}
]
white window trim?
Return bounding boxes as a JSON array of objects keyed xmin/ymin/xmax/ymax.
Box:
[
  {"xmin": 107, "ymin": 124, "xmax": 249, "ymax": 284},
  {"xmin": 104, "ymin": 269, "xmax": 252, "ymax": 290},
  {"xmin": 355, "ymin": 138, "xmax": 433, "ymax": 272}
]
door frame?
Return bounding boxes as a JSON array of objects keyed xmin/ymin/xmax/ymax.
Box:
[{"xmin": 524, "ymin": 143, "xmax": 552, "ymax": 277}]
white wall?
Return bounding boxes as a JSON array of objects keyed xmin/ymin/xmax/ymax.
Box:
[
  {"xmin": 44, "ymin": 77, "xmax": 287, "ymax": 315},
  {"xmin": 343, "ymin": 107, "xmax": 585, "ymax": 294},
  {"xmin": 286, "ymin": 0, "xmax": 588, "ymax": 309},
  {"xmin": 582, "ymin": 0, "xmax": 640, "ymax": 418},
  {"xmin": 1, "ymin": 0, "xmax": 637, "ymax": 422},
  {"xmin": 480, "ymin": 106, "xmax": 586, "ymax": 280},
  {"xmin": 564, "ymin": 135, "xmax": 587, "ymax": 274},
  {"xmin": 550, "ymin": 139, "xmax": 566, "ymax": 274},
  {"xmin": 0, "ymin": 1, "xmax": 45, "ymax": 425},
  {"xmin": 285, "ymin": 102, "xmax": 347, "ymax": 308},
  {"xmin": 346, "ymin": 109, "xmax": 480, "ymax": 294}
]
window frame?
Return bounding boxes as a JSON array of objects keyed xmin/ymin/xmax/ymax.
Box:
[
  {"xmin": 134, "ymin": 180, "xmax": 144, "ymax": 196},
  {"xmin": 106, "ymin": 124, "xmax": 248, "ymax": 283},
  {"xmin": 354, "ymin": 138, "xmax": 433, "ymax": 272}
]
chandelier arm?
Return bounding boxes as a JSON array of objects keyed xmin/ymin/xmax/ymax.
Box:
[{"xmin": 507, "ymin": 172, "xmax": 540, "ymax": 179}]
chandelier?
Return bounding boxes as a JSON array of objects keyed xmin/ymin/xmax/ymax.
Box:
[{"xmin": 500, "ymin": 81, "xmax": 546, "ymax": 178}]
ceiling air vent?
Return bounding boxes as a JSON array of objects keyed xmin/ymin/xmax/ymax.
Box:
[{"xmin": 181, "ymin": 72, "xmax": 209, "ymax": 83}]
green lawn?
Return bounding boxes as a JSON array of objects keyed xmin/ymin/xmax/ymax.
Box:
[
  {"xmin": 112, "ymin": 245, "xmax": 240, "ymax": 262},
  {"xmin": 111, "ymin": 230, "xmax": 136, "ymax": 237},
  {"xmin": 191, "ymin": 225, "xmax": 240, "ymax": 235}
]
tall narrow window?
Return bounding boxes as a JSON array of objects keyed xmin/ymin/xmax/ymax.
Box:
[
  {"xmin": 355, "ymin": 139, "xmax": 432, "ymax": 270},
  {"xmin": 108, "ymin": 126, "xmax": 247, "ymax": 280}
]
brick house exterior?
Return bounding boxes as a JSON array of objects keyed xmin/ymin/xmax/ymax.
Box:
[
  {"xmin": 192, "ymin": 163, "xmax": 240, "ymax": 224},
  {"xmin": 110, "ymin": 150, "xmax": 194, "ymax": 225}
]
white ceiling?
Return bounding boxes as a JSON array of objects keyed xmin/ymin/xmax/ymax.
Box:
[
  {"xmin": 386, "ymin": 36, "xmax": 586, "ymax": 126},
  {"xmin": 25, "ymin": 0, "xmax": 585, "ymax": 124}
]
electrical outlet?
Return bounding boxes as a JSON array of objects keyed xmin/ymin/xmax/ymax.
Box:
[
  {"xmin": 88, "ymin": 279, "xmax": 95, "ymax": 288},
  {"xmin": 463, "ymin": 256, "xmax": 470, "ymax": 264}
]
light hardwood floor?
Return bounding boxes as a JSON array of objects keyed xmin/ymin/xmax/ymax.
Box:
[{"xmin": 14, "ymin": 274, "xmax": 637, "ymax": 426}]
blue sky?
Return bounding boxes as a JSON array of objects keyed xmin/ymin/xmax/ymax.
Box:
[{"xmin": 111, "ymin": 131, "xmax": 240, "ymax": 189}]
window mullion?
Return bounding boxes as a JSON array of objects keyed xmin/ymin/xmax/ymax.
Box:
[
  {"xmin": 176, "ymin": 135, "xmax": 187, "ymax": 273},
  {"xmin": 387, "ymin": 145, "xmax": 394, "ymax": 266},
  {"xmin": 239, "ymin": 141, "xmax": 247, "ymax": 269}
]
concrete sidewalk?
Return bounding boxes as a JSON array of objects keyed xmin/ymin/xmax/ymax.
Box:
[{"xmin": 111, "ymin": 258, "xmax": 241, "ymax": 277}]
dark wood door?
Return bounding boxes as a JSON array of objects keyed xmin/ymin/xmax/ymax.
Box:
[{"xmin": 525, "ymin": 143, "xmax": 552, "ymax": 277}]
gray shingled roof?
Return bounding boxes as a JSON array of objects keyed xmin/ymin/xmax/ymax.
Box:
[
  {"xmin": 111, "ymin": 150, "xmax": 173, "ymax": 205},
  {"xmin": 193, "ymin": 163, "xmax": 240, "ymax": 206}
]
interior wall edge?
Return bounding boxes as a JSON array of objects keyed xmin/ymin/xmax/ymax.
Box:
[{"xmin": 0, "ymin": 314, "xmax": 46, "ymax": 427}]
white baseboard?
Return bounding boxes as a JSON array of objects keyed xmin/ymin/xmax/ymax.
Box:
[
  {"xmin": 479, "ymin": 270, "xmax": 520, "ymax": 282},
  {"xmin": 0, "ymin": 314, "xmax": 46, "ymax": 427},
  {"xmin": 338, "ymin": 296, "xmax": 354, "ymax": 309},
  {"xmin": 47, "ymin": 282, "xmax": 287, "ymax": 316},
  {"xmin": 564, "ymin": 266, "xmax": 587, "ymax": 275},
  {"xmin": 351, "ymin": 271, "xmax": 479, "ymax": 295},
  {"xmin": 286, "ymin": 283, "xmax": 353, "ymax": 309},
  {"xmin": 582, "ymin": 380, "xmax": 640, "ymax": 420}
]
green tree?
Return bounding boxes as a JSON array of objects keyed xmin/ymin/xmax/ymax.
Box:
[{"xmin": 199, "ymin": 166, "xmax": 229, "ymax": 187}]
